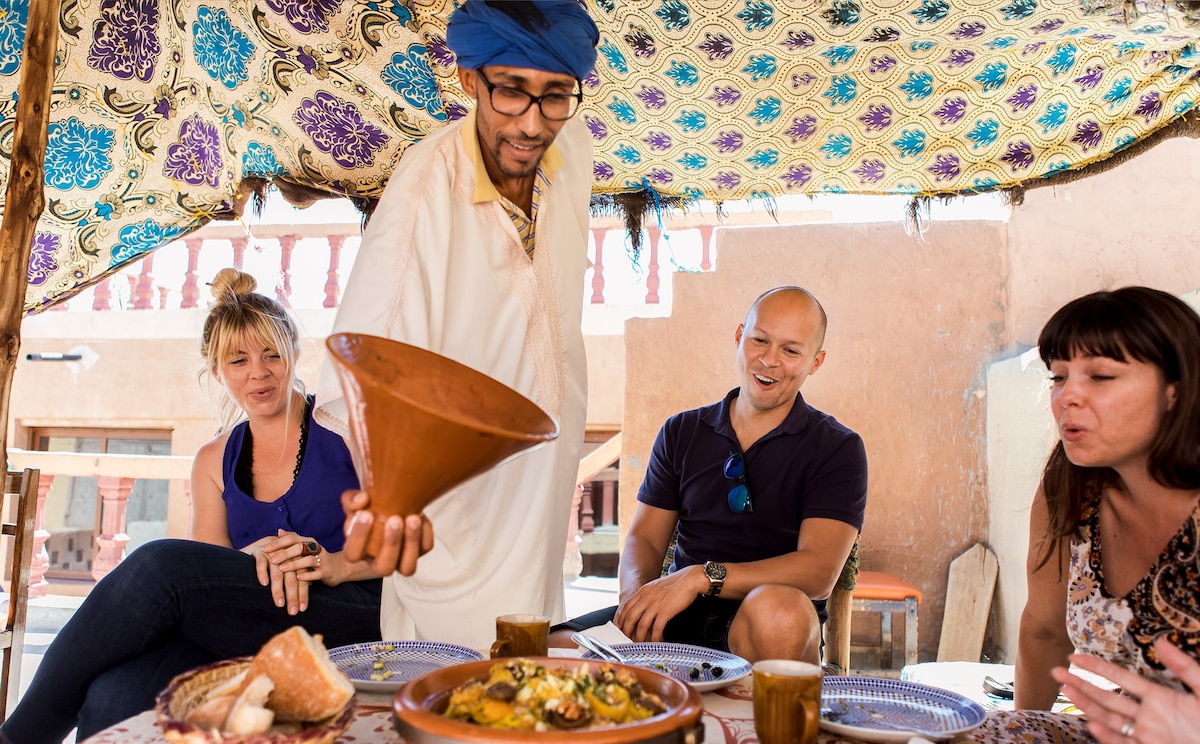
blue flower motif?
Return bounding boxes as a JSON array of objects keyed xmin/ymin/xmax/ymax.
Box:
[
  {"xmin": 736, "ymin": 0, "xmax": 775, "ymax": 32},
  {"xmin": 892, "ymin": 128, "xmax": 927, "ymax": 158},
  {"xmin": 748, "ymin": 96, "xmax": 782, "ymax": 125},
  {"xmin": 965, "ymin": 119, "xmax": 999, "ymax": 148},
  {"xmin": 898, "ymin": 71, "xmax": 933, "ymax": 101},
  {"xmin": 0, "ymin": 0, "xmax": 28, "ymax": 75},
  {"xmin": 599, "ymin": 42, "xmax": 629, "ymax": 74},
  {"xmin": 44, "ymin": 117, "xmax": 115, "ymax": 190},
  {"xmin": 1103, "ymin": 77, "xmax": 1132, "ymax": 106},
  {"xmin": 821, "ymin": 46, "xmax": 856, "ymax": 67},
  {"xmin": 1036, "ymin": 101, "xmax": 1069, "ymax": 132},
  {"xmin": 606, "ymin": 96, "xmax": 638, "ymax": 125},
  {"xmin": 823, "ymin": 74, "xmax": 858, "ymax": 106},
  {"xmin": 111, "ymin": 220, "xmax": 187, "ymax": 265},
  {"xmin": 819, "ymin": 132, "xmax": 852, "ymax": 160},
  {"xmin": 192, "ymin": 6, "xmax": 255, "ymax": 90},
  {"xmin": 742, "ymin": 53, "xmax": 779, "ymax": 81},
  {"xmin": 665, "ymin": 60, "xmax": 700, "ymax": 87},
  {"xmin": 1045, "ymin": 43, "xmax": 1077, "ymax": 76},
  {"xmin": 382, "ymin": 45, "xmax": 447, "ymax": 120},
  {"xmin": 910, "ymin": 0, "xmax": 948, "ymax": 25},
  {"xmin": 987, "ymin": 36, "xmax": 1018, "ymax": 50},
  {"xmin": 746, "ymin": 149, "xmax": 779, "ymax": 168},
  {"xmin": 678, "ymin": 152, "xmax": 708, "ymax": 170},
  {"xmin": 975, "ymin": 62, "xmax": 1008, "ymax": 92},
  {"xmin": 655, "ymin": 0, "xmax": 691, "ymax": 31},
  {"xmin": 1000, "ymin": 0, "xmax": 1037, "ymax": 20},
  {"xmin": 674, "ymin": 109, "xmax": 708, "ymax": 132},
  {"xmin": 242, "ymin": 142, "xmax": 284, "ymax": 178},
  {"xmin": 614, "ymin": 144, "xmax": 642, "ymax": 164}
]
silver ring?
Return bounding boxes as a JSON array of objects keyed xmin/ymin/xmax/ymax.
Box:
[{"xmin": 1120, "ymin": 719, "xmax": 1136, "ymax": 738}]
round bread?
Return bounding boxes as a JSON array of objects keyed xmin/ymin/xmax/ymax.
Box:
[{"xmin": 243, "ymin": 626, "xmax": 354, "ymax": 722}]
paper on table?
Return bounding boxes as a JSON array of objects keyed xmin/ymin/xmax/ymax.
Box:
[{"xmin": 578, "ymin": 621, "xmax": 633, "ymax": 647}]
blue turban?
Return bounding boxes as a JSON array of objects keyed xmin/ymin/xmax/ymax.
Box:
[{"xmin": 447, "ymin": 1, "xmax": 600, "ymax": 81}]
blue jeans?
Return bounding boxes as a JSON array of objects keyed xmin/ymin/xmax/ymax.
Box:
[{"xmin": 1, "ymin": 539, "xmax": 382, "ymax": 744}]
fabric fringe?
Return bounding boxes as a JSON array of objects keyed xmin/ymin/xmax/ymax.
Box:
[{"xmin": 589, "ymin": 188, "xmax": 692, "ymax": 256}]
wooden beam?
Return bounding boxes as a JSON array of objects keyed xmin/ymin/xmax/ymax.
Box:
[{"xmin": 0, "ymin": 1, "xmax": 61, "ymax": 467}]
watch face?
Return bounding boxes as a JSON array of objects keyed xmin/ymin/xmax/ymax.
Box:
[{"xmin": 706, "ymin": 562, "xmax": 727, "ymax": 581}]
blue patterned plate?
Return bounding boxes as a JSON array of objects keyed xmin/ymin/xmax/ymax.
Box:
[
  {"xmin": 821, "ymin": 675, "xmax": 987, "ymax": 743},
  {"xmin": 328, "ymin": 640, "xmax": 484, "ymax": 693},
  {"xmin": 580, "ymin": 642, "xmax": 751, "ymax": 692}
]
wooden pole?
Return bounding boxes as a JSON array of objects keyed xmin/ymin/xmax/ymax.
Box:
[{"xmin": 0, "ymin": 0, "xmax": 61, "ymax": 468}]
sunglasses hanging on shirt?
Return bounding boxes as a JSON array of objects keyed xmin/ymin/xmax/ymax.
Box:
[{"xmin": 723, "ymin": 451, "xmax": 754, "ymax": 513}]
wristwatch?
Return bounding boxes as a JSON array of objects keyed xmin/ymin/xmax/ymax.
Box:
[{"xmin": 703, "ymin": 561, "xmax": 727, "ymax": 598}]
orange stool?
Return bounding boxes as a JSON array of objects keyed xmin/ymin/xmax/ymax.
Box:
[{"xmin": 850, "ymin": 571, "xmax": 922, "ymax": 669}]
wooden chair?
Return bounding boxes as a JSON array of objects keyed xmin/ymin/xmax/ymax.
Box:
[
  {"xmin": 0, "ymin": 469, "xmax": 38, "ymax": 719},
  {"xmin": 849, "ymin": 571, "xmax": 922, "ymax": 670}
]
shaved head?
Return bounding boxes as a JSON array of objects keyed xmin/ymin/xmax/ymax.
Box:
[{"xmin": 745, "ymin": 286, "xmax": 827, "ymax": 351}]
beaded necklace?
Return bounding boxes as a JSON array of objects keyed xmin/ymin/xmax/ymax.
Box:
[{"xmin": 236, "ymin": 395, "xmax": 312, "ymax": 498}]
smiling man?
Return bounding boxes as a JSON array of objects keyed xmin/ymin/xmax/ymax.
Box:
[
  {"xmin": 314, "ymin": 0, "xmax": 599, "ymax": 649},
  {"xmin": 555, "ymin": 287, "xmax": 868, "ymax": 664}
]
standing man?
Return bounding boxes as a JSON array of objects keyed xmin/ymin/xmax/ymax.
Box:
[
  {"xmin": 556, "ymin": 287, "xmax": 867, "ymax": 664},
  {"xmin": 315, "ymin": 1, "xmax": 599, "ymax": 650}
]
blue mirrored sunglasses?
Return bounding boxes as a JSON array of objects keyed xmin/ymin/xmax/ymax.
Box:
[{"xmin": 723, "ymin": 452, "xmax": 753, "ymax": 513}]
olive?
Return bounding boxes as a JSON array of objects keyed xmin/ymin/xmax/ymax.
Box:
[
  {"xmin": 484, "ymin": 681, "xmax": 518, "ymax": 702},
  {"xmin": 711, "ymin": 666, "xmax": 724, "ymax": 677},
  {"xmin": 547, "ymin": 700, "xmax": 592, "ymax": 729}
]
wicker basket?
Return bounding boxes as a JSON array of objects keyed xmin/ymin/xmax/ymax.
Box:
[{"xmin": 154, "ymin": 657, "xmax": 355, "ymax": 744}]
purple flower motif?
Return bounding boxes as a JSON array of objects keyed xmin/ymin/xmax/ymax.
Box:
[
  {"xmin": 1001, "ymin": 141, "xmax": 1034, "ymax": 171},
  {"xmin": 791, "ymin": 73, "xmax": 818, "ymax": 87},
  {"xmin": 708, "ymin": 85, "xmax": 743, "ymax": 107},
  {"xmin": 712, "ymin": 131, "xmax": 745, "ymax": 153},
  {"xmin": 853, "ymin": 158, "xmax": 886, "ymax": 184},
  {"xmin": 265, "ymin": 0, "xmax": 343, "ymax": 33},
  {"xmin": 293, "ymin": 92, "xmax": 389, "ymax": 169},
  {"xmin": 583, "ymin": 69, "xmax": 602, "ymax": 90},
  {"xmin": 933, "ymin": 97, "xmax": 968, "ymax": 125},
  {"xmin": 445, "ymin": 101, "xmax": 469, "ymax": 121},
  {"xmin": 1072, "ymin": 120, "xmax": 1103, "ymax": 151},
  {"xmin": 858, "ymin": 103, "xmax": 892, "ymax": 131},
  {"xmin": 624, "ymin": 25, "xmax": 657, "ymax": 58},
  {"xmin": 584, "ymin": 114, "xmax": 609, "ymax": 140},
  {"xmin": 781, "ymin": 163, "xmax": 813, "ymax": 189},
  {"xmin": 424, "ymin": 34, "xmax": 454, "ymax": 68},
  {"xmin": 711, "ymin": 171, "xmax": 742, "ymax": 190},
  {"xmin": 1006, "ymin": 84, "xmax": 1038, "ymax": 112},
  {"xmin": 698, "ymin": 32, "xmax": 734, "ymax": 60},
  {"xmin": 1088, "ymin": 34, "xmax": 1115, "ymax": 42},
  {"xmin": 1022, "ymin": 42, "xmax": 1045, "ymax": 56},
  {"xmin": 636, "ymin": 85, "xmax": 668, "ymax": 109},
  {"xmin": 785, "ymin": 115, "xmax": 819, "ymax": 142},
  {"xmin": 927, "ymin": 153, "xmax": 961, "ymax": 182},
  {"xmin": 781, "ymin": 30, "xmax": 815, "ymax": 50},
  {"xmin": 1135, "ymin": 91, "xmax": 1162, "ymax": 121},
  {"xmin": 593, "ymin": 161, "xmax": 615, "ymax": 180},
  {"xmin": 1146, "ymin": 51, "xmax": 1168, "ymax": 67},
  {"xmin": 647, "ymin": 168, "xmax": 674, "ymax": 184},
  {"xmin": 88, "ymin": 0, "xmax": 160, "ymax": 82},
  {"xmin": 154, "ymin": 96, "xmax": 173, "ymax": 119},
  {"xmin": 1074, "ymin": 66, "xmax": 1104, "ymax": 92},
  {"xmin": 643, "ymin": 131, "xmax": 672, "ymax": 150},
  {"xmin": 27, "ymin": 233, "xmax": 60, "ymax": 286},
  {"xmin": 1031, "ymin": 18, "xmax": 1064, "ymax": 34},
  {"xmin": 941, "ymin": 49, "xmax": 975, "ymax": 68},
  {"xmin": 950, "ymin": 21, "xmax": 986, "ymax": 39},
  {"xmin": 870, "ymin": 55, "xmax": 897, "ymax": 74},
  {"xmin": 163, "ymin": 115, "xmax": 222, "ymax": 187}
]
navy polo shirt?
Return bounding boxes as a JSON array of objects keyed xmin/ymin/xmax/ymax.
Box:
[{"xmin": 638, "ymin": 388, "xmax": 868, "ymax": 575}]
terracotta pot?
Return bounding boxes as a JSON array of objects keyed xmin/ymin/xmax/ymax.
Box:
[
  {"xmin": 326, "ymin": 333, "xmax": 559, "ymax": 556},
  {"xmin": 394, "ymin": 657, "xmax": 705, "ymax": 744}
]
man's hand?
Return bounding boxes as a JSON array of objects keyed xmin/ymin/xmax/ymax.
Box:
[
  {"xmin": 615, "ymin": 564, "xmax": 706, "ymax": 642},
  {"xmin": 341, "ymin": 489, "xmax": 434, "ymax": 576}
]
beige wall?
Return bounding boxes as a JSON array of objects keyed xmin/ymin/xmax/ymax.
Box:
[{"xmin": 621, "ymin": 220, "xmax": 1009, "ymax": 662}]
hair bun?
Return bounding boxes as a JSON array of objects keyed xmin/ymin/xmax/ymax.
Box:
[{"xmin": 210, "ymin": 268, "xmax": 257, "ymax": 301}]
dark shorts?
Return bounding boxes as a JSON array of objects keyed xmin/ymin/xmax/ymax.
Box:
[{"xmin": 552, "ymin": 596, "xmax": 743, "ymax": 653}]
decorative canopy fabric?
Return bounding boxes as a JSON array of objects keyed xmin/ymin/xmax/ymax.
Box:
[{"xmin": 12, "ymin": 0, "xmax": 1200, "ymax": 313}]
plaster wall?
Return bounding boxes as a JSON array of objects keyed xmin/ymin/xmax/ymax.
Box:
[{"xmin": 621, "ymin": 219, "xmax": 1009, "ymax": 662}]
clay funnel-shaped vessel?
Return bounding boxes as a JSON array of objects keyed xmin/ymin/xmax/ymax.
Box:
[{"xmin": 326, "ymin": 332, "xmax": 559, "ymax": 556}]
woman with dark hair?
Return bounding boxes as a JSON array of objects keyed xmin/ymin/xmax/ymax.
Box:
[
  {"xmin": 975, "ymin": 286, "xmax": 1200, "ymax": 743},
  {"xmin": 1, "ymin": 270, "xmax": 383, "ymax": 744}
]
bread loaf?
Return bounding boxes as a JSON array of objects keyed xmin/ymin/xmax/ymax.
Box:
[{"xmin": 242, "ymin": 626, "xmax": 354, "ymax": 722}]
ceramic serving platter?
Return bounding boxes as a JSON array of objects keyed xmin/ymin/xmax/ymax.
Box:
[
  {"xmin": 328, "ymin": 640, "xmax": 484, "ymax": 693},
  {"xmin": 580, "ymin": 642, "xmax": 751, "ymax": 692},
  {"xmin": 820, "ymin": 675, "xmax": 987, "ymax": 743}
]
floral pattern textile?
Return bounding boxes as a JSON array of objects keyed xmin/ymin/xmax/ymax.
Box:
[
  {"xmin": 966, "ymin": 499, "xmax": 1200, "ymax": 743},
  {"xmin": 9, "ymin": 0, "xmax": 1200, "ymax": 312}
]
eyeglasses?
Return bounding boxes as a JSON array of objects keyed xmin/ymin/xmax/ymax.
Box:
[
  {"xmin": 476, "ymin": 70, "xmax": 583, "ymax": 121},
  {"xmin": 723, "ymin": 452, "xmax": 753, "ymax": 513}
]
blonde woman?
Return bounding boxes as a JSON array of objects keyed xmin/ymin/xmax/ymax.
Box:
[{"xmin": 2, "ymin": 270, "xmax": 382, "ymax": 744}]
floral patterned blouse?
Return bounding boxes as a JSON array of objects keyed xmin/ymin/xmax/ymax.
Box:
[{"xmin": 1067, "ymin": 498, "xmax": 1200, "ymax": 691}]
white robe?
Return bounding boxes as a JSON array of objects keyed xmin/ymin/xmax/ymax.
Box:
[{"xmin": 315, "ymin": 111, "xmax": 590, "ymax": 650}]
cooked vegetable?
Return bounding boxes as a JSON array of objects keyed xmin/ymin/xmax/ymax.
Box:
[{"xmin": 443, "ymin": 659, "xmax": 667, "ymax": 731}]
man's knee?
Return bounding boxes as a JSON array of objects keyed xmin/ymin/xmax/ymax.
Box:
[
  {"xmin": 741, "ymin": 584, "xmax": 819, "ymax": 628},
  {"xmin": 731, "ymin": 585, "xmax": 821, "ymax": 662}
]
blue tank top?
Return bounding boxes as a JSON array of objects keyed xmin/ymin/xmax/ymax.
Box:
[{"xmin": 221, "ymin": 399, "xmax": 359, "ymax": 551}]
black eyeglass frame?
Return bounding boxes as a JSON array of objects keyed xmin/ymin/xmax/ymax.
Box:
[{"xmin": 475, "ymin": 69, "xmax": 584, "ymax": 121}]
